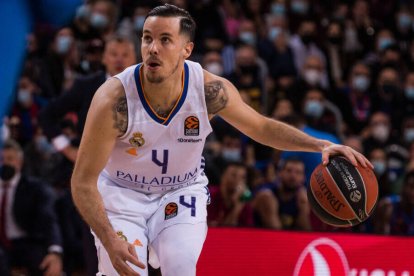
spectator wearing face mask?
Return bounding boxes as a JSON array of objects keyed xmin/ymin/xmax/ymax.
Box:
[
  {"xmin": 321, "ymin": 20, "xmax": 346, "ymax": 90},
  {"xmin": 0, "ymin": 139, "xmax": 63, "ymax": 276},
  {"xmin": 333, "ymin": 62, "xmax": 373, "ymax": 134},
  {"xmin": 371, "ymin": 66, "xmax": 404, "ymax": 128},
  {"xmin": 117, "ymin": 3, "xmax": 152, "ymax": 62},
  {"xmin": 289, "ymin": 18, "xmax": 326, "ymax": 77},
  {"xmin": 300, "ymin": 88, "xmax": 344, "ymax": 139},
  {"xmin": 202, "ymin": 51, "xmax": 224, "ymax": 77},
  {"xmin": 43, "ymin": 27, "xmax": 79, "ymax": 97},
  {"xmin": 10, "ymin": 74, "xmax": 48, "ymax": 147},
  {"xmin": 88, "ymin": 0, "xmax": 118, "ymax": 41},
  {"xmin": 362, "ymin": 111, "xmax": 396, "ymax": 155},
  {"xmin": 287, "ymin": 55, "xmax": 328, "ymax": 111},
  {"xmin": 394, "ymin": 8, "xmax": 413, "ymax": 56},
  {"xmin": 258, "ymin": 14, "xmax": 296, "ymax": 84},
  {"xmin": 279, "ymin": 114, "xmax": 340, "ymax": 184},
  {"xmin": 369, "ymin": 147, "xmax": 392, "ymax": 198},
  {"xmin": 402, "ymin": 71, "xmax": 414, "ymax": 117}
]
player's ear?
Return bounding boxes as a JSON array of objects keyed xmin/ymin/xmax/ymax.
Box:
[{"xmin": 183, "ymin": 41, "xmax": 194, "ymax": 59}]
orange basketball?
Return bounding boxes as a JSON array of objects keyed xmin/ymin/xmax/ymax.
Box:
[{"xmin": 308, "ymin": 156, "xmax": 379, "ymax": 227}]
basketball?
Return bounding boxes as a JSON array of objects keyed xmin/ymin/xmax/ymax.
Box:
[{"xmin": 308, "ymin": 155, "xmax": 379, "ymax": 227}]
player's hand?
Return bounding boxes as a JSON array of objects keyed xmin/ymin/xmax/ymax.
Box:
[
  {"xmin": 106, "ymin": 238, "xmax": 146, "ymax": 276},
  {"xmin": 321, "ymin": 143, "xmax": 373, "ymax": 169}
]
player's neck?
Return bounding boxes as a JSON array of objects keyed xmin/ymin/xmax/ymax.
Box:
[
  {"xmin": 142, "ymin": 67, "xmax": 183, "ymax": 101},
  {"xmin": 142, "ymin": 66, "xmax": 184, "ymax": 117}
]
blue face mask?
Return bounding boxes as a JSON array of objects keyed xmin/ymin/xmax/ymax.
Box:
[
  {"xmin": 271, "ymin": 3, "xmax": 285, "ymax": 15},
  {"xmin": 404, "ymin": 128, "xmax": 414, "ymax": 143},
  {"xmin": 134, "ymin": 16, "xmax": 145, "ymax": 31},
  {"xmin": 405, "ymin": 86, "xmax": 414, "ymax": 99},
  {"xmin": 291, "ymin": 1, "xmax": 308, "ymax": 14},
  {"xmin": 76, "ymin": 5, "xmax": 90, "ymax": 20},
  {"xmin": 56, "ymin": 36, "xmax": 72, "ymax": 54},
  {"xmin": 90, "ymin": 13, "xmax": 109, "ymax": 29},
  {"xmin": 268, "ymin": 27, "xmax": 282, "ymax": 41},
  {"xmin": 17, "ymin": 89, "xmax": 32, "ymax": 105},
  {"xmin": 352, "ymin": 75, "xmax": 370, "ymax": 92},
  {"xmin": 398, "ymin": 14, "xmax": 412, "ymax": 29},
  {"xmin": 378, "ymin": 38, "xmax": 394, "ymax": 50},
  {"xmin": 304, "ymin": 100, "xmax": 324, "ymax": 118},
  {"xmin": 222, "ymin": 148, "xmax": 242, "ymax": 162},
  {"xmin": 372, "ymin": 160, "xmax": 386, "ymax": 176},
  {"xmin": 239, "ymin": 31, "xmax": 256, "ymax": 46}
]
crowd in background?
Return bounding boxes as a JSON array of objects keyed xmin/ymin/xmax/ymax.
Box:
[{"xmin": 2, "ymin": 0, "xmax": 414, "ymax": 274}]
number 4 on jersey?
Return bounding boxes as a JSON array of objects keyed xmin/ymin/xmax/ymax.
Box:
[
  {"xmin": 152, "ymin": 149, "xmax": 169, "ymax": 174},
  {"xmin": 180, "ymin": 195, "xmax": 196, "ymax": 217}
]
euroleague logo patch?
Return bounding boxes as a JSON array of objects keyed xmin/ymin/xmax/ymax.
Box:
[
  {"xmin": 184, "ymin": 116, "xmax": 199, "ymax": 136},
  {"xmin": 165, "ymin": 202, "xmax": 178, "ymax": 220},
  {"xmin": 294, "ymin": 238, "xmax": 349, "ymax": 276}
]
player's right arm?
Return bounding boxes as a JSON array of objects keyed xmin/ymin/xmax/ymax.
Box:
[{"xmin": 71, "ymin": 78, "xmax": 145, "ymax": 275}]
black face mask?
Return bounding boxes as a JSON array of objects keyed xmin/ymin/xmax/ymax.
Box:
[
  {"xmin": 382, "ymin": 84, "xmax": 400, "ymax": 95},
  {"xmin": 239, "ymin": 65, "xmax": 258, "ymax": 75},
  {"xmin": 301, "ymin": 34, "xmax": 314, "ymax": 45},
  {"xmin": 0, "ymin": 164, "xmax": 16, "ymax": 181},
  {"xmin": 328, "ymin": 36, "xmax": 342, "ymax": 45}
]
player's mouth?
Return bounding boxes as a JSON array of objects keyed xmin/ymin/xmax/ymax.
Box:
[{"xmin": 146, "ymin": 60, "xmax": 161, "ymax": 71}]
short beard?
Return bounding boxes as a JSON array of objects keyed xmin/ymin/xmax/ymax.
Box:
[{"xmin": 145, "ymin": 60, "xmax": 180, "ymax": 84}]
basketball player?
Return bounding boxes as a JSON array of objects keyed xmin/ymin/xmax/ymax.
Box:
[{"xmin": 71, "ymin": 4, "xmax": 372, "ymax": 276}]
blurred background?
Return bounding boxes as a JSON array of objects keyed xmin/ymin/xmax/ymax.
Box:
[{"xmin": 2, "ymin": 0, "xmax": 414, "ymax": 275}]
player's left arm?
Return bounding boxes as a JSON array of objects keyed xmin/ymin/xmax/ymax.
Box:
[{"xmin": 203, "ymin": 70, "xmax": 371, "ymax": 167}]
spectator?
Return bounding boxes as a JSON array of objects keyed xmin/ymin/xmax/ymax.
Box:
[
  {"xmin": 279, "ymin": 114, "xmax": 340, "ymax": 183},
  {"xmin": 207, "ymin": 162, "xmax": 254, "ymax": 227},
  {"xmin": 371, "ymin": 67, "xmax": 404, "ymax": 129},
  {"xmin": 375, "ymin": 170, "xmax": 414, "ymax": 235},
  {"xmin": 39, "ymin": 35, "xmax": 136, "ymax": 162},
  {"xmin": 287, "ymin": 55, "xmax": 328, "ymax": 110},
  {"xmin": 253, "ymin": 157, "xmax": 311, "ymax": 230},
  {"xmin": 301, "ymin": 88, "xmax": 344, "ymax": 139},
  {"xmin": 322, "ymin": 20, "xmax": 346, "ymax": 89},
  {"xmin": 43, "ymin": 27, "xmax": 79, "ymax": 96},
  {"xmin": 362, "ymin": 111, "xmax": 395, "ymax": 155},
  {"xmin": 0, "ymin": 139, "xmax": 63, "ymax": 275},
  {"xmin": 289, "ymin": 18, "xmax": 326, "ymax": 78}
]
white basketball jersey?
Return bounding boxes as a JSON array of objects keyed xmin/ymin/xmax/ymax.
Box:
[{"xmin": 100, "ymin": 60, "xmax": 212, "ymax": 193}]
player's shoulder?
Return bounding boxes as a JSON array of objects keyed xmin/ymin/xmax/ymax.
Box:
[{"xmin": 94, "ymin": 77, "xmax": 125, "ymax": 105}]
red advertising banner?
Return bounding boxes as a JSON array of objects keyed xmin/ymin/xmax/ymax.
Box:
[{"xmin": 198, "ymin": 228, "xmax": 414, "ymax": 276}]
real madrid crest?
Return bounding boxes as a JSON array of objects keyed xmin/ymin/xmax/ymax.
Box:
[{"xmin": 126, "ymin": 132, "xmax": 145, "ymax": 156}]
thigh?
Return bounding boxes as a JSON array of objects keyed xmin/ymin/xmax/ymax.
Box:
[
  {"xmin": 148, "ymin": 184, "xmax": 209, "ymax": 242},
  {"xmin": 151, "ymin": 222, "xmax": 207, "ymax": 276}
]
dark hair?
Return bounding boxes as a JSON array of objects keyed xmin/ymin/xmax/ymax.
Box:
[
  {"xmin": 146, "ymin": 4, "xmax": 196, "ymax": 41},
  {"xmin": 279, "ymin": 156, "xmax": 305, "ymax": 170}
]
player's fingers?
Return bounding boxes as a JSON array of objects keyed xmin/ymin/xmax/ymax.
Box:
[
  {"xmin": 125, "ymin": 249, "xmax": 146, "ymax": 270},
  {"xmin": 114, "ymin": 258, "xmax": 140, "ymax": 276},
  {"xmin": 342, "ymin": 149, "xmax": 358, "ymax": 167},
  {"xmin": 321, "ymin": 149, "xmax": 330, "ymax": 166}
]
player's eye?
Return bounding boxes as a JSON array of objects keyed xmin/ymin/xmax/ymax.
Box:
[
  {"xmin": 161, "ymin": 37, "xmax": 170, "ymax": 43},
  {"xmin": 142, "ymin": 36, "xmax": 152, "ymax": 43}
]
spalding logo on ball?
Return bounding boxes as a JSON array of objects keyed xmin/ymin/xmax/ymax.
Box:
[{"xmin": 308, "ymin": 155, "xmax": 379, "ymax": 227}]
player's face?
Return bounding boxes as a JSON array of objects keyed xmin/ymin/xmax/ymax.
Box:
[
  {"xmin": 141, "ymin": 16, "xmax": 193, "ymax": 84},
  {"xmin": 102, "ymin": 41, "xmax": 136, "ymax": 77}
]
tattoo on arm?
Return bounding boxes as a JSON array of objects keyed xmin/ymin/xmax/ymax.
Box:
[
  {"xmin": 204, "ymin": 80, "xmax": 228, "ymax": 115},
  {"xmin": 112, "ymin": 96, "xmax": 128, "ymax": 135}
]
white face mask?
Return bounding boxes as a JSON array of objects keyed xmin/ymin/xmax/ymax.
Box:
[
  {"xmin": 303, "ymin": 69, "xmax": 322, "ymax": 86},
  {"xmin": 222, "ymin": 148, "xmax": 242, "ymax": 162},
  {"xmin": 205, "ymin": 62, "xmax": 223, "ymax": 76},
  {"xmin": 372, "ymin": 125, "xmax": 390, "ymax": 142},
  {"xmin": 17, "ymin": 89, "xmax": 32, "ymax": 106}
]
